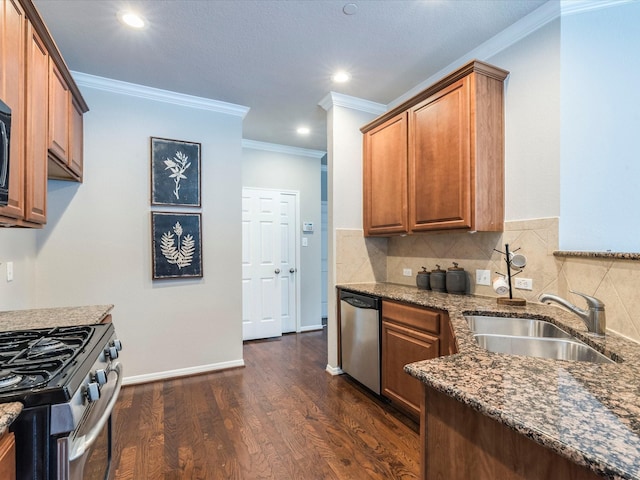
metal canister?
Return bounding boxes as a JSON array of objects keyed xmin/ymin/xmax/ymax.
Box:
[
  {"xmin": 446, "ymin": 262, "xmax": 467, "ymax": 294},
  {"xmin": 416, "ymin": 267, "xmax": 430, "ymax": 290},
  {"xmin": 429, "ymin": 265, "xmax": 446, "ymax": 292}
]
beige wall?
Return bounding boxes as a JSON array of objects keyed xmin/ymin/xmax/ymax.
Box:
[
  {"xmin": 35, "ymin": 77, "xmax": 246, "ymax": 383},
  {"xmin": 336, "ymin": 218, "xmax": 640, "ymax": 344}
]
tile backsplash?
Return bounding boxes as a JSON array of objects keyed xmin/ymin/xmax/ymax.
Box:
[{"xmin": 336, "ymin": 217, "xmax": 640, "ymax": 344}]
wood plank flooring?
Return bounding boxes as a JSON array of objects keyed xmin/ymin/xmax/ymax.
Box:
[{"xmin": 111, "ymin": 329, "xmax": 420, "ymax": 479}]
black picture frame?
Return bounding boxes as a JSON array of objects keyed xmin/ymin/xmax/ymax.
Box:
[
  {"xmin": 151, "ymin": 212, "xmax": 203, "ymax": 280},
  {"xmin": 150, "ymin": 137, "xmax": 201, "ymax": 207}
]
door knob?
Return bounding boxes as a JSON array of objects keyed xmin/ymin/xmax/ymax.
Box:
[
  {"xmin": 289, "ymin": 268, "xmax": 296, "ymax": 273},
  {"xmin": 274, "ymin": 269, "xmax": 281, "ymax": 274}
]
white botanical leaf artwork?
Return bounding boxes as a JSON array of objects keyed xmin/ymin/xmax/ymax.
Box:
[
  {"xmin": 151, "ymin": 138, "xmax": 201, "ymax": 207},
  {"xmin": 163, "ymin": 150, "xmax": 191, "ymax": 200},
  {"xmin": 160, "ymin": 221, "xmax": 195, "ymax": 268}
]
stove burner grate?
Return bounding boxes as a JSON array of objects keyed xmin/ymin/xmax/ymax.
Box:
[{"xmin": 0, "ymin": 325, "xmax": 95, "ymax": 395}]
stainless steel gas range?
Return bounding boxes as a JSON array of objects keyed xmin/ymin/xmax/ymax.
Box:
[{"xmin": 0, "ymin": 323, "xmax": 123, "ymax": 480}]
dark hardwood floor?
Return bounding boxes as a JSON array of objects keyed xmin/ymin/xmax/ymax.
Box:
[{"xmin": 111, "ymin": 329, "xmax": 420, "ymax": 479}]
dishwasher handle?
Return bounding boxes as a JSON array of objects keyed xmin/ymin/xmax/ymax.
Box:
[{"xmin": 340, "ymin": 293, "xmax": 380, "ymax": 310}]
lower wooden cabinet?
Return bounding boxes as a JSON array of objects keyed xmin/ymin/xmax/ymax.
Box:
[
  {"xmin": 381, "ymin": 300, "xmax": 455, "ymax": 420},
  {"xmin": 0, "ymin": 431, "xmax": 16, "ymax": 480},
  {"xmin": 422, "ymin": 387, "xmax": 600, "ymax": 480}
]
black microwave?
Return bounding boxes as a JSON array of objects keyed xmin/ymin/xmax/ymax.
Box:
[{"xmin": 0, "ymin": 98, "xmax": 10, "ymax": 207}]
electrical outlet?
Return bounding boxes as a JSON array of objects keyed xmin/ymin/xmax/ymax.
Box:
[
  {"xmin": 515, "ymin": 277, "xmax": 533, "ymax": 290},
  {"xmin": 6, "ymin": 262, "xmax": 13, "ymax": 282},
  {"xmin": 475, "ymin": 269, "xmax": 491, "ymax": 286},
  {"xmin": 402, "ymin": 268, "xmax": 412, "ymax": 277}
]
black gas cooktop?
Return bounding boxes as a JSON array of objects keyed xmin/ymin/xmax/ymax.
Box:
[{"xmin": 0, "ymin": 323, "xmax": 113, "ymax": 406}]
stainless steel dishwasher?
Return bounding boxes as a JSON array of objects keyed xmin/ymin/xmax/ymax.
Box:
[{"xmin": 339, "ymin": 290, "xmax": 381, "ymax": 394}]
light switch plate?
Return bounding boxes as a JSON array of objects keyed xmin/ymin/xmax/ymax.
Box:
[
  {"xmin": 402, "ymin": 268, "xmax": 412, "ymax": 277},
  {"xmin": 515, "ymin": 278, "xmax": 533, "ymax": 290},
  {"xmin": 6, "ymin": 261, "xmax": 13, "ymax": 282},
  {"xmin": 476, "ymin": 269, "xmax": 491, "ymax": 286}
]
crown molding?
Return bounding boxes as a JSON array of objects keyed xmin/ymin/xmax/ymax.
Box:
[
  {"xmin": 242, "ymin": 139, "xmax": 326, "ymax": 158},
  {"xmin": 318, "ymin": 92, "xmax": 387, "ymax": 115},
  {"xmin": 390, "ymin": 1, "xmax": 561, "ymax": 107},
  {"xmin": 72, "ymin": 71, "xmax": 250, "ymax": 118},
  {"xmin": 561, "ymin": 0, "xmax": 634, "ymax": 16}
]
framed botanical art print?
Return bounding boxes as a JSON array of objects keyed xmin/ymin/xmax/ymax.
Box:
[
  {"xmin": 151, "ymin": 212, "xmax": 203, "ymax": 279},
  {"xmin": 150, "ymin": 137, "xmax": 201, "ymax": 207}
]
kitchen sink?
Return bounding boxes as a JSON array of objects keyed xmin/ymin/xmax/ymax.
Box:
[
  {"xmin": 464, "ymin": 315, "xmax": 614, "ymax": 364},
  {"xmin": 465, "ymin": 315, "xmax": 572, "ymax": 339},
  {"xmin": 473, "ymin": 334, "xmax": 614, "ymax": 364}
]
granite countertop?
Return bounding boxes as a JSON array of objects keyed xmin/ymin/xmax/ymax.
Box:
[
  {"xmin": 338, "ymin": 283, "xmax": 640, "ymax": 480},
  {"xmin": 0, "ymin": 304, "xmax": 114, "ymax": 332},
  {"xmin": 0, "ymin": 403, "xmax": 22, "ymax": 436}
]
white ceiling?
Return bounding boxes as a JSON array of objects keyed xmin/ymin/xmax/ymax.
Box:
[{"xmin": 33, "ymin": 0, "xmax": 548, "ymax": 152}]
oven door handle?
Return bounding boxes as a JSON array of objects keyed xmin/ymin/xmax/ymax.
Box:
[{"xmin": 69, "ymin": 361, "xmax": 123, "ymax": 462}]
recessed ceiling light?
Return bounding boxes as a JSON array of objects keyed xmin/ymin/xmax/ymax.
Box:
[
  {"xmin": 343, "ymin": 3, "xmax": 358, "ymax": 15},
  {"xmin": 297, "ymin": 127, "xmax": 311, "ymax": 135},
  {"xmin": 332, "ymin": 71, "xmax": 351, "ymax": 83},
  {"xmin": 118, "ymin": 11, "xmax": 146, "ymax": 29}
]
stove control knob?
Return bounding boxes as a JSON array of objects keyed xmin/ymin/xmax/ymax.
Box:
[
  {"xmin": 85, "ymin": 382, "xmax": 100, "ymax": 403},
  {"xmin": 111, "ymin": 339, "xmax": 123, "ymax": 351},
  {"xmin": 94, "ymin": 369, "xmax": 108, "ymax": 386},
  {"xmin": 105, "ymin": 346, "xmax": 119, "ymax": 360}
]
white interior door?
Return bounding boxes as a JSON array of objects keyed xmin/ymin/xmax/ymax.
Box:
[
  {"xmin": 242, "ymin": 188, "xmax": 298, "ymax": 340},
  {"xmin": 279, "ymin": 193, "xmax": 297, "ymax": 333}
]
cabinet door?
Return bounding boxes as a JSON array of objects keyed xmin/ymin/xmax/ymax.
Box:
[
  {"xmin": 69, "ymin": 95, "xmax": 83, "ymax": 177},
  {"xmin": 409, "ymin": 78, "xmax": 471, "ymax": 232},
  {"xmin": 0, "ymin": 0, "xmax": 26, "ymax": 221},
  {"xmin": 0, "ymin": 432, "xmax": 16, "ymax": 480},
  {"xmin": 382, "ymin": 320, "xmax": 439, "ymax": 420},
  {"xmin": 363, "ymin": 112, "xmax": 408, "ymax": 236},
  {"xmin": 48, "ymin": 60, "xmax": 70, "ymax": 164},
  {"xmin": 24, "ymin": 22, "xmax": 47, "ymax": 224}
]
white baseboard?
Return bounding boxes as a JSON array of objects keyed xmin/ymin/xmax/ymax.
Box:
[
  {"xmin": 300, "ymin": 324, "xmax": 325, "ymax": 332},
  {"xmin": 122, "ymin": 359, "xmax": 245, "ymax": 386},
  {"xmin": 326, "ymin": 364, "xmax": 343, "ymax": 376}
]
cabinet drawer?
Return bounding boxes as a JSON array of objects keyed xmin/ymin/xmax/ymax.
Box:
[{"xmin": 382, "ymin": 300, "xmax": 441, "ymax": 335}]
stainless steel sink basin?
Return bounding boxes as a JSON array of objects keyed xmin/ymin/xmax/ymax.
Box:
[
  {"xmin": 465, "ymin": 315, "xmax": 572, "ymax": 339},
  {"xmin": 464, "ymin": 315, "xmax": 614, "ymax": 364},
  {"xmin": 473, "ymin": 334, "xmax": 614, "ymax": 364}
]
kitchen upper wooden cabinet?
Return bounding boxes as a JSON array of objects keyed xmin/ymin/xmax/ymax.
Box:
[
  {"xmin": 69, "ymin": 95, "xmax": 84, "ymax": 177},
  {"xmin": 0, "ymin": 0, "xmax": 27, "ymax": 223},
  {"xmin": 0, "ymin": 431, "xmax": 16, "ymax": 480},
  {"xmin": 0, "ymin": 0, "xmax": 88, "ymax": 227},
  {"xmin": 381, "ymin": 300, "xmax": 455, "ymax": 420},
  {"xmin": 24, "ymin": 21, "xmax": 48, "ymax": 224},
  {"xmin": 48, "ymin": 61, "xmax": 70, "ymax": 165},
  {"xmin": 362, "ymin": 60, "xmax": 509, "ymax": 236},
  {"xmin": 363, "ymin": 112, "xmax": 408, "ymax": 235},
  {"xmin": 48, "ymin": 58, "xmax": 84, "ymax": 181}
]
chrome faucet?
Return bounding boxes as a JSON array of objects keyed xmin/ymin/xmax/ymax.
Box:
[{"xmin": 538, "ymin": 291, "xmax": 606, "ymax": 337}]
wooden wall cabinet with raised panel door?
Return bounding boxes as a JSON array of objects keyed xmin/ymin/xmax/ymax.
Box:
[
  {"xmin": 361, "ymin": 60, "xmax": 508, "ymax": 236},
  {"xmin": 381, "ymin": 300, "xmax": 455, "ymax": 420},
  {"xmin": 48, "ymin": 58, "xmax": 85, "ymax": 181},
  {"xmin": 24, "ymin": 21, "xmax": 48, "ymax": 225},
  {"xmin": 0, "ymin": 0, "xmax": 88, "ymax": 227},
  {"xmin": 0, "ymin": 431, "xmax": 16, "ymax": 480},
  {"xmin": 0, "ymin": 0, "xmax": 27, "ymax": 224},
  {"xmin": 363, "ymin": 112, "xmax": 408, "ymax": 235}
]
